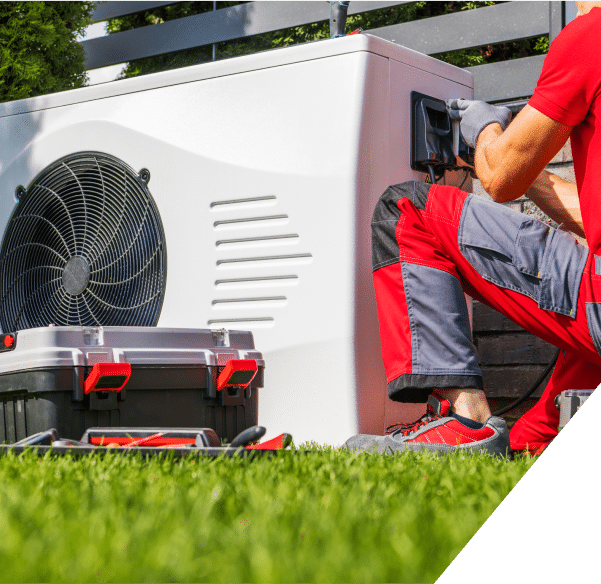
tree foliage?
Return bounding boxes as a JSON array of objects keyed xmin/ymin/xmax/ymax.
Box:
[
  {"xmin": 108, "ymin": 1, "xmax": 549, "ymax": 79},
  {"xmin": 0, "ymin": 2, "xmax": 94, "ymax": 102}
]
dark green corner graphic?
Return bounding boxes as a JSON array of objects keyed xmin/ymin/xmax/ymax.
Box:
[{"xmin": 437, "ymin": 390, "xmax": 601, "ymax": 584}]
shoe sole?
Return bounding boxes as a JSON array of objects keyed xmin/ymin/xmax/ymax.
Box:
[
  {"xmin": 344, "ymin": 416, "xmax": 511, "ymax": 457},
  {"xmin": 345, "ymin": 439, "xmax": 510, "ymax": 457}
]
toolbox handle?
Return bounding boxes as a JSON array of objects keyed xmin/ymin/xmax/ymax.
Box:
[
  {"xmin": 216, "ymin": 359, "xmax": 257, "ymax": 391},
  {"xmin": 84, "ymin": 362, "xmax": 131, "ymax": 394}
]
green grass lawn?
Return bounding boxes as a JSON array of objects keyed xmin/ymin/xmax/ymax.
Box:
[{"xmin": 0, "ymin": 446, "xmax": 536, "ymax": 583}]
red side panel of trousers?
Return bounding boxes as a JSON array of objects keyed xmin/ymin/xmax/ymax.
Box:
[{"xmin": 373, "ymin": 262, "xmax": 413, "ymax": 382}]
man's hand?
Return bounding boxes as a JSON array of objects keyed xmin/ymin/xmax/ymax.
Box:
[{"xmin": 446, "ymin": 99, "xmax": 512, "ymax": 148}]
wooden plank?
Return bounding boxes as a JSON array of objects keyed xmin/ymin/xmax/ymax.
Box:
[
  {"xmin": 486, "ymin": 397, "xmax": 539, "ymax": 429},
  {"xmin": 476, "ymin": 334, "xmax": 557, "ymax": 366},
  {"xmin": 469, "ymin": 55, "xmax": 546, "ymax": 102},
  {"xmin": 92, "ymin": 2, "xmax": 180, "ymax": 22},
  {"xmin": 83, "ymin": 1, "xmax": 407, "ymax": 69},
  {"xmin": 369, "ymin": 1, "xmax": 549, "ymax": 56},
  {"xmin": 472, "ymin": 302, "xmax": 525, "ymax": 333},
  {"xmin": 481, "ymin": 366, "xmax": 552, "ymax": 399}
]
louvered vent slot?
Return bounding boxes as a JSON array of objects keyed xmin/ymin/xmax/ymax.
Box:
[
  {"xmin": 212, "ymin": 297, "xmax": 286, "ymax": 305},
  {"xmin": 216, "ymin": 254, "xmax": 312, "ymax": 266},
  {"xmin": 208, "ymin": 317, "xmax": 275, "ymax": 326},
  {"xmin": 212, "ymin": 296, "xmax": 287, "ymax": 311},
  {"xmin": 216, "ymin": 234, "xmax": 299, "ymax": 249},
  {"xmin": 210, "ymin": 195, "xmax": 312, "ymax": 328},
  {"xmin": 215, "ymin": 275, "xmax": 299, "ymax": 289},
  {"xmin": 210, "ymin": 196, "xmax": 276, "ymax": 209},
  {"xmin": 0, "ymin": 152, "xmax": 167, "ymax": 331},
  {"xmin": 213, "ymin": 215, "xmax": 289, "ymax": 230}
]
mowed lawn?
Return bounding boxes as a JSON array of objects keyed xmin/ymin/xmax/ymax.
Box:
[{"xmin": 0, "ymin": 447, "xmax": 536, "ymax": 583}]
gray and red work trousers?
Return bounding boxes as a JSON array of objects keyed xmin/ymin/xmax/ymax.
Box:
[{"xmin": 372, "ymin": 181, "xmax": 601, "ymax": 451}]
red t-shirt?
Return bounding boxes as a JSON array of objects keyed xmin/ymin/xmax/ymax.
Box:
[{"xmin": 529, "ymin": 7, "xmax": 601, "ymax": 253}]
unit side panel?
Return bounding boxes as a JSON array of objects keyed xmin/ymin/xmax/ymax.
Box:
[
  {"xmin": 352, "ymin": 54, "xmax": 390, "ymax": 436},
  {"xmin": 351, "ymin": 60, "xmax": 473, "ymax": 436}
]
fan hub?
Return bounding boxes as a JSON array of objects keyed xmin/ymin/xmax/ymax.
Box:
[{"xmin": 63, "ymin": 256, "xmax": 90, "ymax": 296}]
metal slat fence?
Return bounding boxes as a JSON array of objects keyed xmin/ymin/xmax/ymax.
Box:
[
  {"xmin": 82, "ymin": 2, "xmax": 408, "ymax": 69},
  {"xmin": 82, "ymin": 1, "xmax": 576, "ymax": 103}
]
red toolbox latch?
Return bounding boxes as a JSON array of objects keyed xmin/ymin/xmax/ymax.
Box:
[
  {"xmin": 0, "ymin": 332, "xmax": 17, "ymax": 352},
  {"xmin": 216, "ymin": 359, "xmax": 257, "ymax": 391},
  {"xmin": 84, "ymin": 362, "xmax": 131, "ymax": 394}
]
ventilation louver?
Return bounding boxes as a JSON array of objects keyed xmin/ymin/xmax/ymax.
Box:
[{"xmin": 0, "ymin": 152, "xmax": 167, "ymax": 331}]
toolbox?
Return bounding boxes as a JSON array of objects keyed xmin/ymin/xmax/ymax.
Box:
[{"xmin": 0, "ymin": 326, "xmax": 264, "ymax": 443}]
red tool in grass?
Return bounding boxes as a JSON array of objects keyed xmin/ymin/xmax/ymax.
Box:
[
  {"xmin": 246, "ymin": 434, "xmax": 292, "ymax": 450},
  {"xmin": 4, "ymin": 425, "xmax": 293, "ymax": 455},
  {"xmin": 229, "ymin": 426, "xmax": 292, "ymax": 450}
]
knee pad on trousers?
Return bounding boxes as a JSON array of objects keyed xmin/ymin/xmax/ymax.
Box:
[{"xmin": 372, "ymin": 181, "xmax": 433, "ymax": 272}]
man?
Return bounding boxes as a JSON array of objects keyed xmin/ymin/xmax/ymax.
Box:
[{"xmin": 346, "ymin": 1, "xmax": 601, "ymax": 455}]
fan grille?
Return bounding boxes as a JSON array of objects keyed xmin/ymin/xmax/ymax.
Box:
[{"xmin": 0, "ymin": 152, "xmax": 167, "ymax": 331}]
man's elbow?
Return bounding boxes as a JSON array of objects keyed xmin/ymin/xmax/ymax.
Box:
[
  {"xmin": 478, "ymin": 174, "xmax": 520, "ymax": 203},
  {"xmin": 478, "ymin": 177, "xmax": 511, "ymax": 203}
]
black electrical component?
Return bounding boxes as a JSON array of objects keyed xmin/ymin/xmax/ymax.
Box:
[
  {"xmin": 410, "ymin": 91, "xmax": 476, "ymax": 184},
  {"xmin": 410, "ymin": 92, "xmax": 455, "ymax": 175}
]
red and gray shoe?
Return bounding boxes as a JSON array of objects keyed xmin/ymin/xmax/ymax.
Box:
[{"xmin": 344, "ymin": 392, "xmax": 511, "ymax": 456}]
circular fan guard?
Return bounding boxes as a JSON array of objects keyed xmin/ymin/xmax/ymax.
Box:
[{"xmin": 0, "ymin": 152, "xmax": 167, "ymax": 331}]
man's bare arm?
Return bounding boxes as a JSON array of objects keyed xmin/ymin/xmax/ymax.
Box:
[
  {"xmin": 472, "ymin": 104, "xmax": 585, "ymax": 235},
  {"xmin": 526, "ymin": 170, "xmax": 585, "ymax": 238},
  {"xmin": 474, "ymin": 104, "xmax": 573, "ymax": 203}
]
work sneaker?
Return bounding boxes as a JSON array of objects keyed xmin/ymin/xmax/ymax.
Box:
[{"xmin": 344, "ymin": 392, "xmax": 510, "ymax": 456}]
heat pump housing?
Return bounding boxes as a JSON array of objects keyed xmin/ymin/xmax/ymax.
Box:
[{"xmin": 0, "ymin": 35, "xmax": 473, "ymax": 445}]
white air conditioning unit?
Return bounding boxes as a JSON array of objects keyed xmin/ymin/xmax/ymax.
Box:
[{"xmin": 0, "ymin": 35, "xmax": 473, "ymax": 445}]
